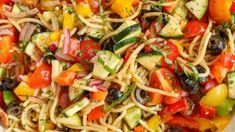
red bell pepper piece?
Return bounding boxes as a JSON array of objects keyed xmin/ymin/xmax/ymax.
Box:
[{"xmin": 87, "ymin": 106, "xmax": 105, "ymax": 121}]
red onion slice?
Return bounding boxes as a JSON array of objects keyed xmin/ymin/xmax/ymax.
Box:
[
  {"xmin": 0, "ymin": 28, "xmax": 12, "ymax": 36},
  {"xmin": 19, "ymin": 23, "xmax": 36, "ymax": 42},
  {"xmin": 63, "ymin": 29, "xmax": 70, "ymax": 54},
  {"xmin": 89, "ymin": 79, "xmax": 104, "ymax": 87},
  {"xmin": 76, "ymin": 72, "xmax": 89, "ymax": 79},
  {"xmin": 3, "ymin": 8, "xmax": 39, "ymax": 18},
  {"xmin": 55, "ymin": 52, "xmax": 76, "ymax": 62},
  {"xmin": 48, "ymin": 43, "xmax": 57, "ymax": 53},
  {"xmin": 95, "ymin": 85, "xmax": 107, "ymax": 91}
]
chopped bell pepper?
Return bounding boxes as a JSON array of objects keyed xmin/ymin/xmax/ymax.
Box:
[
  {"xmin": 63, "ymin": 13, "xmax": 74, "ymax": 30},
  {"xmin": 111, "ymin": 0, "xmax": 132, "ymax": 18},
  {"xmin": 213, "ymin": 115, "xmax": 232, "ymax": 130},
  {"xmin": 196, "ymin": 118, "xmax": 215, "ymax": 131},
  {"xmin": 147, "ymin": 115, "xmax": 161, "ymax": 131},
  {"xmin": 47, "ymin": 31, "xmax": 61, "ymax": 46},
  {"xmin": 67, "ymin": 63, "xmax": 85, "ymax": 73},
  {"xmin": 14, "ymin": 82, "xmax": 35, "ymax": 101},
  {"xmin": 75, "ymin": 0, "xmax": 92, "ymax": 17}
]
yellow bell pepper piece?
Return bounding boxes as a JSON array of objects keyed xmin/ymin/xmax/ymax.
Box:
[
  {"xmin": 75, "ymin": 1, "xmax": 92, "ymax": 17},
  {"xmin": 47, "ymin": 31, "xmax": 61, "ymax": 46},
  {"xmin": 200, "ymin": 84, "xmax": 228, "ymax": 107},
  {"xmin": 213, "ymin": 115, "xmax": 232, "ymax": 130},
  {"xmin": 67, "ymin": 63, "xmax": 85, "ymax": 73},
  {"xmin": 63, "ymin": 13, "xmax": 74, "ymax": 30},
  {"xmin": 147, "ymin": 115, "xmax": 161, "ymax": 131},
  {"xmin": 13, "ymin": 82, "xmax": 35, "ymax": 101},
  {"xmin": 40, "ymin": 0, "xmax": 55, "ymax": 10},
  {"xmin": 45, "ymin": 120, "xmax": 55, "ymax": 130},
  {"xmin": 111, "ymin": 0, "xmax": 132, "ymax": 18},
  {"xmin": 196, "ymin": 118, "xmax": 215, "ymax": 131}
]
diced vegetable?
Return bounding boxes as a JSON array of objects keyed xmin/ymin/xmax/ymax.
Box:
[
  {"xmin": 111, "ymin": 0, "xmax": 132, "ymax": 18},
  {"xmin": 59, "ymin": 89, "xmax": 71, "ymax": 109},
  {"xmin": 90, "ymin": 91, "xmax": 108, "ymax": 101},
  {"xmin": 75, "ymin": 0, "xmax": 92, "ymax": 17},
  {"xmin": 13, "ymin": 82, "xmax": 35, "ymax": 101},
  {"xmin": 57, "ymin": 114, "xmax": 82, "ymax": 126},
  {"xmin": 28, "ymin": 63, "xmax": 52, "ymax": 89},
  {"xmin": 136, "ymin": 52, "xmax": 162, "ymax": 70},
  {"xmin": 114, "ymin": 37, "xmax": 138, "ymax": 55},
  {"xmin": 3, "ymin": 91, "xmax": 15, "ymax": 105},
  {"xmin": 200, "ymin": 84, "xmax": 228, "ymax": 107},
  {"xmin": 227, "ymin": 71, "xmax": 235, "ymax": 99},
  {"xmin": 209, "ymin": 0, "xmax": 232, "ymax": 23},
  {"xmin": 63, "ymin": 13, "xmax": 74, "ymax": 30},
  {"xmin": 216, "ymin": 99, "xmax": 235, "ymax": 116},
  {"xmin": 198, "ymin": 105, "xmax": 216, "ymax": 119},
  {"xmin": 69, "ymin": 79, "xmax": 88, "ymax": 101},
  {"xmin": 87, "ymin": 28, "xmax": 104, "ymax": 40},
  {"xmin": 186, "ymin": 0, "xmax": 208, "ymax": 19},
  {"xmin": 87, "ymin": 106, "xmax": 105, "ymax": 121},
  {"xmin": 32, "ymin": 32, "xmax": 50, "ymax": 52},
  {"xmin": 134, "ymin": 125, "xmax": 144, "ymax": 132},
  {"xmin": 47, "ymin": 31, "xmax": 61, "ymax": 46},
  {"xmin": 182, "ymin": 20, "xmax": 207, "ymax": 38},
  {"xmin": 93, "ymin": 50, "xmax": 122, "ymax": 78},
  {"xmin": 166, "ymin": 115, "xmax": 199, "ymax": 129},
  {"xmin": 196, "ymin": 118, "xmax": 215, "ymax": 131},
  {"xmin": 213, "ymin": 115, "xmax": 232, "ymax": 130},
  {"xmin": 55, "ymin": 71, "xmax": 77, "ymax": 86},
  {"xmin": 124, "ymin": 106, "xmax": 142, "ymax": 128},
  {"xmin": 0, "ymin": 36, "xmax": 13, "ymax": 64},
  {"xmin": 24, "ymin": 42, "xmax": 42, "ymax": 62},
  {"xmin": 12, "ymin": 4, "xmax": 29, "ymax": 13},
  {"xmin": 147, "ymin": 115, "xmax": 161, "ymax": 131},
  {"xmin": 62, "ymin": 97, "xmax": 90, "ymax": 117},
  {"xmin": 158, "ymin": 15, "xmax": 183, "ymax": 38},
  {"xmin": 0, "ymin": 67, "xmax": 4, "ymax": 79},
  {"xmin": 67, "ymin": 63, "xmax": 85, "ymax": 73}
]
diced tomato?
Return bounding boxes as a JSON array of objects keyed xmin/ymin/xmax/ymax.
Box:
[
  {"xmin": 163, "ymin": 0, "xmax": 175, "ymax": 13},
  {"xmin": 55, "ymin": 71, "xmax": 76, "ymax": 86},
  {"xmin": 134, "ymin": 125, "xmax": 144, "ymax": 132},
  {"xmin": 0, "ymin": 28, "xmax": 18, "ymax": 43},
  {"xmin": 162, "ymin": 98, "xmax": 189, "ymax": 115},
  {"xmin": 0, "ymin": 0, "xmax": 11, "ymax": 4},
  {"xmin": 66, "ymin": 38, "xmax": 80, "ymax": 58},
  {"xmin": 0, "ymin": 36, "xmax": 13, "ymax": 64},
  {"xmin": 88, "ymin": 0, "xmax": 99, "ymax": 13},
  {"xmin": 166, "ymin": 115, "xmax": 199, "ymax": 129},
  {"xmin": 131, "ymin": 0, "xmax": 139, "ymax": 6},
  {"xmin": 59, "ymin": 88, "xmax": 71, "ymax": 109},
  {"xmin": 211, "ymin": 51, "xmax": 235, "ymax": 83},
  {"xmin": 28, "ymin": 63, "xmax": 52, "ymax": 89},
  {"xmin": 198, "ymin": 105, "xmax": 216, "ymax": 119},
  {"xmin": 89, "ymin": 90, "xmax": 108, "ymax": 101},
  {"xmin": 147, "ymin": 92, "xmax": 163, "ymax": 105},
  {"xmin": 76, "ymin": 40, "xmax": 101, "ymax": 62},
  {"xmin": 87, "ymin": 106, "xmax": 105, "ymax": 121},
  {"xmin": 230, "ymin": 1, "xmax": 235, "ymax": 13},
  {"xmin": 124, "ymin": 44, "xmax": 138, "ymax": 62},
  {"xmin": 163, "ymin": 89, "xmax": 182, "ymax": 105},
  {"xmin": 183, "ymin": 20, "xmax": 208, "ymax": 39},
  {"xmin": 201, "ymin": 77, "xmax": 218, "ymax": 93}
]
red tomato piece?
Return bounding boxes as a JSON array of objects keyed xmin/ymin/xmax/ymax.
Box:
[
  {"xmin": 59, "ymin": 89, "xmax": 71, "ymax": 109},
  {"xmin": 0, "ymin": 27, "xmax": 18, "ymax": 43},
  {"xmin": 147, "ymin": 92, "xmax": 163, "ymax": 105},
  {"xmin": 0, "ymin": 92, "xmax": 5, "ymax": 110},
  {"xmin": 0, "ymin": 0, "xmax": 11, "ymax": 4},
  {"xmin": 76, "ymin": 40, "xmax": 101, "ymax": 62},
  {"xmin": 163, "ymin": 0, "xmax": 175, "ymax": 13},
  {"xmin": 67, "ymin": 38, "xmax": 80, "ymax": 58},
  {"xmin": 162, "ymin": 98, "xmax": 189, "ymax": 115},
  {"xmin": 166, "ymin": 115, "xmax": 199, "ymax": 129},
  {"xmin": 28, "ymin": 63, "xmax": 52, "ymax": 89},
  {"xmin": 165, "ymin": 41, "xmax": 179, "ymax": 62},
  {"xmin": 124, "ymin": 44, "xmax": 138, "ymax": 62},
  {"xmin": 163, "ymin": 89, "xmax": 182, "ymax": 105},
  {"xmin": 183, "ymin": 20, "xmax": 208, "ymax": 39},
  {"xmin": 88, "ymin": 0, "xmax": 99, "ymax": 13},
  {"xmin": 55, "ymin": 71, "xmax": 76, "ymax": 86},
  {"xmin": 87, "ymin": 106, "xmax": 105, "ymax": 121},
  {"xmin": 201, "ymin": 77, "xmax": 218, "ymax": 93},
  {"xmin": 198, "ymin": 105, "xmax": 216, "ymax": 119},
  {"xmin": 230, "ymin": 1, "xmax": 235, "ymax": 13},
  {"xmin": 0, "ymin": 36, "xmax": 13, "ymax": 64},
  {"xmin": 211, "ymin": 51, "xmax": 235, "ymax": 83}
]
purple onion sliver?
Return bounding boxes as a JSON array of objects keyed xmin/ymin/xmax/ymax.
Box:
[
  {"xmin": 76, "ymin": 72, "xmax": 89, "ymax": 79},
  {"xmin": 89, "ymin": 79, "xmax": 104, "ymax": 87},
  {"xmin": 55, "ymin": 52, "xmax": 76, "ymax": 62},
  {"xmin": 63, "ymin": 29, "xmax": 70, "ymax": 54},
  {"xmin": 95, "ymin": 85, "xmax": 107, "ymax": 91}
]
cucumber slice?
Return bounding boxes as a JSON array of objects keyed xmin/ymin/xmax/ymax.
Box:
[
  {"xmin": 136, "ymin": 52, "xmax": 163, "ymax": 70},
  {"xmin": 186, "ymin": 0, "xmax": 209, "ymax": 20},
  {"xmin": 227, "ymin": 72, "xmax": 235, "ymax": 99},
  {"xmin": 87, "ymin": 28, "xmax": 104, "ymax": 40},
  {"xmin": 24, "ymin": 42, "xmax": 41, "ymax": 61},
  {"xmin": 62, "ymin": 97, "xmax": 90, "ymax": 117},
  {"xmin": 57, "ymin": 114, "xmax": 82, "ymax": 126},
  {"xmin": 158, "ymin": 16, "xmax": 183, "ymax": 38},
  {"xmin": 93, "ymin": 50, "xmax": 122, "ymax": 78},
  {"xmin": 112, "ymin": 24, "xmax": 141, "ymax": 43},
  {"xmin": 3, "ymin": 91, "xmax": 15, "ymax": 105},
  {"xmin": 32, "ymin": 32, "xmax": 50, "ymax": 52},
  {"xmin": 124, "ymin": 106, "xmax": 142, "ymax": 128},
  {"xmin": 69, "ymin": 79, "xmax": 88, "ymax": 101},
  {"xmin": 113, "ymin": 37, "xmax": 138, "ymax": 55},
  {"xmin": 12, "ymin": 4, "xmax": 29, "ymax": 13}
]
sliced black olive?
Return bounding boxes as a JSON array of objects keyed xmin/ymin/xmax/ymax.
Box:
[
  {"xmin": 7, "ymin": 101, "xmax": 23, "ymax": 117},
  {"xmin": 106, "ymin": 88, "xmax": 123, "ymax": 104},
  {"xmin": 208, "ymin": 27, "xmax": 227, "ymax": 56},
  {"xmin": 177, "ymin": 73, "xmax": 201, "ymax": 94},
  {"xmin": 109, "ymin": 14, "xmax": 122, "ymax": 30},
  {"xmin": 102, "ymin": 39, "xmax": 114, "ymax": 51},
  {"xmin": 196, "ymin": 66, "xmax": 208, "ymax": 84},
  {"xmin": 1, "ymin": 78, "xmax": 16, "ymax": 91},
  {"xmin": 135, "ymin": 88, "xmax": 149, "ymax": 104}
]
